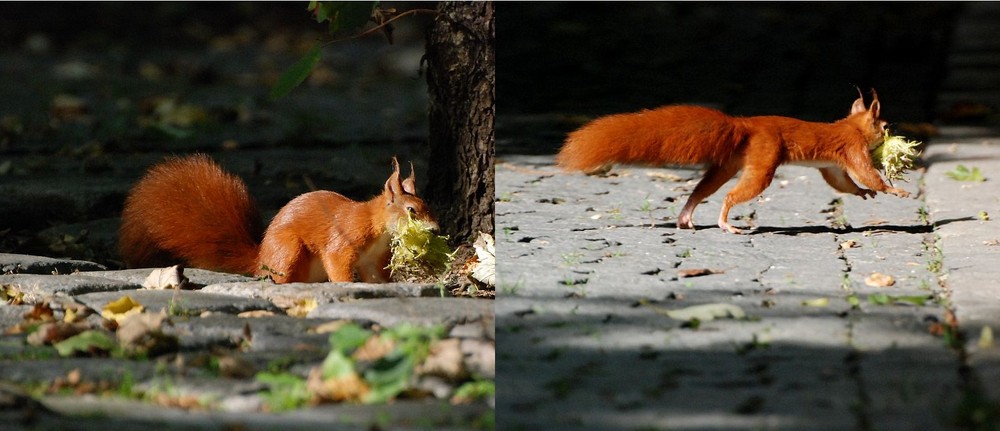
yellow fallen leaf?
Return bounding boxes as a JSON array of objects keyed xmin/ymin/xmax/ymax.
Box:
[
  {"xmin": 980, "ymin": 326, "xmax": 994, "ymax": 349},
  {"xmin": 63, "ymin": 307, "xmax": 77, "ymax": 323},
  {"xmin": 286, "ymin": 298, "xmax": 318, "ymax": 318},
  {"xmin": 101, "ymin": 295, "xmax": 144, "ymax": 322},
  {"xmin": 802, "ymin": 298, "xmax": 829, "ymax": 307}
]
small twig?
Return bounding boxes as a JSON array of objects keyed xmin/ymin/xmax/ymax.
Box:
[{"xmin": 322, "ymin": 8, "xmax": 437, "ymax": 46}]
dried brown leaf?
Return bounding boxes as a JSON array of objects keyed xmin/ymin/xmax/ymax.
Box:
[
  {"xmin": 864, "ymin": 272, "xmax": 896, "ymax": 288},
  {"xmin": 26, "ymin": 322, "xmax": 85, "ymax": 346},
  {"xmin": 840, "ymin": 240, "xmax": 860, "ymax": 250},
  {"xmin": 415, "ymin": 338, "xmax": 466, "ymax": 381},
  {"xmin": 143, "ymin": 265, "xmax": 189, "ymax": 289},
  {"xmin": 217, "ymin": 355, "xmax": 256, "ymax": 379},
  {"xmin": 306, "ymin": 366, "xmax": 370, "ymax": 403},
  {"xmin": 677, "ymin": 268, "xmax": 724, "ymax": 278},
  {"xmin": 353, "ymin": 335, "xmax": 394, "ymax": 362}
]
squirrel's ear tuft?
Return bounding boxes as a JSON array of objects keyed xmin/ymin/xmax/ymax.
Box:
[
  {"xmin": 868, "ymin": 89, "xmax": 880, "ymax": 118},
  {"xmin": 384, "ymin": 156, "xmax": 404, "ymax": 198},
  {"xmin": 402, "ymin": 161, "xmax": 417, "ymax": 195}
]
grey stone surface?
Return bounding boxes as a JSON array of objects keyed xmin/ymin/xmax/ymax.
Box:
[
  {"xmin": 0, "ymin": 253, "xmax": 107, "ymax": 275},
  {"xmin": 201, "ymin": 281, "xmax": 442, "ymax": 303},
  {"xmin": 497, "ymin": 126, "xmax": 997, "ymax": 429},
  {"xmin": 0, "ymin": 273, "xmax": 139, "ymax": 303},
  {"xmin": 96, "ymin": 268, "xmax": 258, "ymax": 287},
  {"xmin": 24, "ymin": 396, "xmax": 491, "ymax": 431},
  {"xmin": 74, "ymin": 290, "xmax": 282, "ymax": 316},
  {"xmin": 0, "ymin": 253, "xmax": 494, "ymax": 429},
  {"xmin": 924, "ymin": 135, "xmax": 1000, "ymax": 404},
  {"xmin": 310, "ymin": 298, "xmax": 494, "ymax": 331}
]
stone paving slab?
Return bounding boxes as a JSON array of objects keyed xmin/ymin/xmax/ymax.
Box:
[
  {"xmin": 74, "ymin": 290, "xmax": 282, "ymax": 316},
  {"xmin": 95, "ymin": 268, "xmax": 258, "ymax": 287},
  {"xmin": 0, "ymin": 253, "xmax": 107, "ymax": 275},
  {"xmin": 924, "ymin": 135, "xmax": 1000, "ymax": 405},
  {"xmin": 1, "ymin": 273, "xmax": 140, "ymax": 303},
  {"xmin": 201, "ymin": 280, "xmax": 443, "ymax": 304},
  {"xmin": 496, "ymin": 130, "xmax": 991, "ymax": 429},
  {"xmin": 3, "ymin": 395, "xmax": 491, "ymax": 431},
  {"xmin": 0, "ymin": 253, "xmax": 495, "ymax": 429},
  {"xmin": 310, "ymin": 297, "xmax": 495, "ymax": 338}
]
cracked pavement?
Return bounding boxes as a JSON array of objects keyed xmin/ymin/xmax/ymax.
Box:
[{"xmin": 495, "ymin": 128, "xmax": 1000, "ymax": 430}]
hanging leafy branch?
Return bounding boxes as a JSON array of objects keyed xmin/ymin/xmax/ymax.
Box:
[{"xmin": 268, "ymin": 1, "xmax": 436, "ymax": 100}]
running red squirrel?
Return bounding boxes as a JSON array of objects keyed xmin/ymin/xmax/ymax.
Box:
[
  {"xmin": 118, "ymin": 154, "xmax": 438, "ymax": 283},
  {"xmin": 556, "ymin": 91, "xmax": 910, "ymax": 233}
]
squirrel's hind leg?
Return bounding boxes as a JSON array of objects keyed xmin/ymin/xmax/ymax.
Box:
[{"xmin": 678, "ymin": 161, "xmax": 740, "ymax": 230}]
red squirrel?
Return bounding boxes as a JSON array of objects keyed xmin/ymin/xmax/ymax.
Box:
[
  {"xmin": 118, "ymin": 154, "xmax": 437, "ymax": 283},
  {"xmin": 556, "ymin": 91, "xmax": 910, "ymax": 234}
]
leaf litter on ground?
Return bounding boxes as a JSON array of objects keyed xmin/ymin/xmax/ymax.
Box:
[{"xmin": 255, "ymin": 321, "xmax": 491, "ymax": 411}]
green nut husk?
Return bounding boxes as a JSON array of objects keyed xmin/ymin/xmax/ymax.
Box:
[
  {"xmin": 871, "ymin": 131, "xmax": 921, "ymax": 182},
  {"xmin": 387, "ymin": 215, "xmax": 455, "ymax": 282}
]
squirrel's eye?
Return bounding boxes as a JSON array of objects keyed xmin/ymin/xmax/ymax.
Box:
[{"xmin": 406, "ymin": 206, "xmax": 416, "ymax": 214}]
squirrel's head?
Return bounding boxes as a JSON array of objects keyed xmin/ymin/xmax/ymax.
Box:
[
  {"xmin": 383, "ymin": 157, "xmax": 438, "ymax": 233},
  {"xmin": 848, "ymin": 88, "xmax": 889, "ymax": 150}
]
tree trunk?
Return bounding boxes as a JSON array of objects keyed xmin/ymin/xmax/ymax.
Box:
[{"xmin": 424, "ymin": 1, "xmax": 495, "ymax": 243}]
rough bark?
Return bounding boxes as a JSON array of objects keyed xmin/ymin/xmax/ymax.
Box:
[{"xmin": 424, "ymin": 1, "xmax": 495, "ymax": 243}]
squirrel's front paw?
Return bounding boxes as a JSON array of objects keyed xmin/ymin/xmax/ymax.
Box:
[
  {"xmin": 855, "ymin": 189, "xmax": 876, "ymax": 200},
  {"xmin": 886, "ymin": 187, "xmax": 910, "ymax": 198}
]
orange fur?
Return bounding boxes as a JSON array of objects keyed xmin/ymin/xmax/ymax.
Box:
[
  {"xmin": 556, "ymin": 91, "xmax": 910, "ymax": 233},
  {"xmin": 118, "ymin": 155, "xmax": 437, "ymax": 282}
]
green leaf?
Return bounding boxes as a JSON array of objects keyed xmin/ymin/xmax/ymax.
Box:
[
  {"xmin": 256, "ymin": 372, "xmax": 309, "ymax": 412},
  {"xmin": 363, "ymin": 351, "xmax": 414, "ymax": 404},
  {"xmin": 321, "ymin": 350, "xmax": 356, "ymax": 379},
  {"xmin": 868, "ymin": 293, "xmax": 891, "ymax": 305},
  {"xmin": 269, "ymin": 42, "xmax": 323, "ymax": 100},
  {"xmin": 150, "ymin": 123, "xmax": 194, "ymax": 140},
  {"xmin": 53, "ymin": 330, "xmax": 117, "ymax": 357},
  {"xmin": 328, "ymin": 323, "xmax": 373, "ymax": 354},
  {"xmin": 894, "ymin": 295, "xmax": 932, "ymax": 306},
  {"xmin": 453, "ymin": 380, "xmax": 496, "ymax": 402},
  {"xmin": 311, "ymin": 2, "xmax": 376, "ymax": 33},
  {"xmin": 867, "ymin": 294, "xmax": 931, "ymax": 307},
  {"xmin": 945, "ymin": 164, "xmax": 985, "ymax": 182}
]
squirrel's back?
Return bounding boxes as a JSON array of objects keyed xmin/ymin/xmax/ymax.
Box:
[
  {"xmin": 556, "ymin": 105, "xmax": 748, "ymax": 172},
  {"xmin": 118, "ymin": 154, "xmax": 263, "ymax": 274}
]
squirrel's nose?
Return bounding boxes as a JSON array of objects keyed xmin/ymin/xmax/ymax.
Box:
[{"xmin": 426, "ymin": 220, "xmax": 440, "ymax": 233}]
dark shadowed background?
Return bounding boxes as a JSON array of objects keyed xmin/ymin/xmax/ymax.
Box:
[
  {"xmin": 497, "ymin": 2, "xmax": 1000, "ymax": 154},
  {"xmin": 0, "ymin": 3, "xmax": 435, "ymax": 267}
]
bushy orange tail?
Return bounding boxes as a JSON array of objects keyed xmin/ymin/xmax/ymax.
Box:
[
  {"xmin": 556, "ymin": 105, "xmax": 747, "ymax": 172},
  {"xmin": 119, "ymin": 154, "xmax": 263, "ymax": 274}
]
